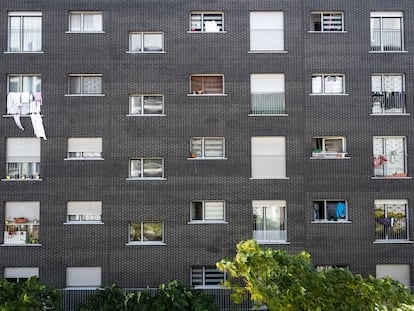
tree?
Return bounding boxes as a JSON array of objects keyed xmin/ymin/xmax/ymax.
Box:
[
  {"xmin": 217, "ymin": 239, "xmax": 414, "ymax": 311},
  {"xmin": 0, "ymin": 277, "xmax": 61, "ymax": 311}
]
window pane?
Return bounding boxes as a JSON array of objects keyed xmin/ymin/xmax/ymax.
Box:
[
  {"xmin": 191, "ymin": 202, "xmax": 203, "ymax": 220},
  {"xmin": 203, "ymin": 76, "xmax": 223, "ymax": 94},
  {"xmin": 130, "ymin": 33, "xmax": 141, "ymax": 52},
  {"xmin": 311, "ymin": 76, "xmax": 322, "ymax": 93},
  {"xmin": 143, "ymin": 159, "xmax": 163, "ymax": 177},
  {"xmin": 69, "ymin": 77, "xmax": 81, "ymax": 94},
  {"xmin": 22, "ymin": 76, "xmax": 41, "ymax": 93},
  {"xmin": 130, "ymin": 96, "xmax": 142, "ymax": 114},
  {"xmin": 8, "ymin": 76, "xmax": 20, "ymax": 92},
  {"xmin": 130, "ymin": 223, "xmax": 142, "ymax": 241},
  {"xmin": 69, "ymin": 14, "xmax": 81, "ymax": 31},
  {"xmin": 82, "ymin": 77, "xmax": 101, "ymax": 94},
  {"xmin": 83, "ymin": 14, "xmax": 102, "ymax": 31},
  {"xmin": 143, "ymin": 223, "xmax": 162, "ymax": 241},
  {"xmin": 191, "ymin": 138, "xmax": 202, "ymax": 157},
  {"xmin": 130, "ymin": 159, "xmax": 141, "ymax": 178},
  {"xmin": 143, "ymin": 96, "xmax": 163, "ymax": 114},
  {"xmin": 204, "ymin": 138, "xmax": 224, "ymax": 157},
  {"xmin": 23, "ymin": 17, "xmax": 41, "ymax": 51},
  {"xmin": 143, "ymin": 34, "xmax": 162, "ymax": 51},
  {"xmin": 204, "ymin": 201, "xmax": 224, "ymax": 220},
  {"xmin": 324, "ymin": 76, "xmax": 343, "ymax": 93},
  {"xmin": 191, "ymin": 267, "xmax": 203, "ymax": 285},
  {"xmin": 204, "ymin": 267, "xmax": 224, "ymax": 285},
  {"xmin": 190, "ymin": 14, "xmax": 202, "ymax": 31},
  {"xmin": 9, "ymin": 17, "xmax": 21, "ymax": 51}
]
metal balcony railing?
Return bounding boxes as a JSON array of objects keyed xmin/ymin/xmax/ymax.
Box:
[
  {"xmin": 375, "ymin": 217, "xmax": 408, "ymax": 241},
  {"xmin": 251, "ymin": 92, "xmax": 285, "ymax": 115},
  {"xmin": 372, "ymin": 92, "xmax": 406, "ymax": 114},
  {"xmin": 370, "ymin": 30, "xmax": 403, "ymax": 51}
]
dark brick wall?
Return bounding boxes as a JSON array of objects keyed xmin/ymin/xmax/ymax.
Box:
[{"xmin": 0, "ymin": 0, "xmax": 413, "ymax": 288}]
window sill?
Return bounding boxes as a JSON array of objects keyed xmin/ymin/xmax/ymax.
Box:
[
  {"xmin": 1, "ymin": 243, "xmax": 41, "ymax": 247},
  {"xmin": 312, "ymin": 220, "xmax": 351, "ymax": 223},
  {"xmin": 2, "ymin": 178, "xmax": 43, "ymax": 182},
  {"xmin": 187, "ymin": 94, "xmax": 227, "ymax": 97},
  {"xmin": 248, "ymin": 50, "xmax": 288, "ymax": 54},
  {"xmin": 65, "ymin": 94, "xmax": 105, "ymax": 97},
  {"xmin": 249, "ymin": 177, "xmax": 289, "ymax": 180},
  {"xmin": 187, "ymin": 31, "xmax": 227, "ymax": 34},
  {"xmin": 256, "ymin": 241, "xmax": 290, "ymax": 245},
  {"xmin": 126, "ymin": 178, "xmax": 166, "ymax": 181},
  {"xmin": 64, "ymin": 158, "xmax": 105, "ymax": 161},
  {"xmin": 64, "ymin": 287, "xmax": 99, "ymax": 290},
  {"xmin": 373, "ymin": 240, "xmax": 413, "ymax": 244},
  {"xmin": 65, "ymin": 31, "xmax": 106, "ymax": 34},
  {"xmin": 308, "ymin": 31, "xmax": 348, "ymax": 34},
  {"xmin": 188, "ymin": 221, "xmax": 228, "ymax": 224},
  {"xmin": 126, "ymin": 51, "xmax": 166, "ymax": 54},
  {"xmin": 310, "ymin": 157, "xmax": 350, "ymax": 160},
  {"xmin": 371, "ymin": 176, "xmax": 411, "ymax": 180},
  {"xmin": 309, "ymin": 93, "xmax": 349, "ymax": 96},
  {"xmin": 193, "ymin": 285, "xmax": 225, "ymax": 289},
  {"xmin": 187, "ymin": 157, "xmax": 227, "ymax": 160},
  {"xmin": 63, "ymin": 222, "xmax": 104, "ymax": 225},
  {"xmin": 369, "ymin": 50, "xmax": 408, "ymax": 54},
  {"xmin": 248, "ymin": 113, "xmax": 288, "ymax": 117},
  {"xmin": 126, "ymin": 242, "xmax": 166, "ymax": 246},
  {"xmin": 4, "ymin": 51, "xmax": 44, "ymax": 54},
  {"xmin": 370, "ymin": 113, "xmax": 410, "ymax": 116},
  {"xmin": 126, "ymin": 114, "xmax": 166, "ymax": 117}
]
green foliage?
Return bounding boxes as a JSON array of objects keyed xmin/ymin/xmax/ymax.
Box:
[
  {"xmin": 76, "ymin": 280, "xmax": 218, "ymax": 311},
  {"xmin": 217, "ymin": 239, "xmax": 414, "ymax": 311},
  {"xmin": 0, "ymin": 277, "xmax": 61, "ymax": 311}
]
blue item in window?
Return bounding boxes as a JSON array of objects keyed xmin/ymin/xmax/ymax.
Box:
[{"xmin": 336, "ymin": 202, "xmax": 346, "ymax": 219}]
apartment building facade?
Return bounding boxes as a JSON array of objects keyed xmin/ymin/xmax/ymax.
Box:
[{"xmin": 0, "ymin": 0, "xmax": 414, "ymax": 290}]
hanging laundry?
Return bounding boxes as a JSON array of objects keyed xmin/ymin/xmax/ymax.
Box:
[
  {"xmin": 34, "ymin": 92, "xmax": 42, "ymax": 113},
  {"xmin": 376, "ymin": 217, "xmax": 394, "ymax": 227},
  {"xmin": 30, "ymin": 113, "xmax": 47, "ymax": 140},
  {"xmin": 7, "ymin": 92, "xmax": 22, "ymax": 114},
  {"xmin": 13, "ymin": 114, "xmax": 24, "ymax": 131}
]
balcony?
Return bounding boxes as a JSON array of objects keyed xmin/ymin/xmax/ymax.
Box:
[
  {"xmin": 6, "ymin": 162, "xmax": 40, "ymax": 180},
  {"xmin": 251, "ymin": 92, "xmax": 285, "ymax": 115},
  {"xmin": 375, "ymin": 217, "xmax": 407, "ymax": 241},
  {"xmin": 4, "ymin": 219, "xmax": 40, "ymax": 245},
  {"xmin": 370, "ymin": 30, "xmax": 403, "ymax": 52},
  {"xmin": 372, "ymin": 92, "xmax": 406, "ymax": 114}
]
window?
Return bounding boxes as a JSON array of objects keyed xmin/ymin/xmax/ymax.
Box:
[
  {"xmin": 4, "ymin": 202, "xmax": 40, "ymax": 245},
  {"xmin": 190, "ymin": 201, "xmax": 225, "ymax": 222},
  {"xmin": 316, "ymin": 265, "xmax": 348, "ymax": 272},
  {"xmin": 190, "ymin": 137, "xmax": 225, "ymax": 158},
  {"xmin": 66, "ymin": 201, "xmax": 102, "ymax": 223},
  {"xmin": 190, "ymin": 75, "xmax": 224, "ymax": 95},
  {"xmin": 190, "ymin": 12, "xmax": 223, "ymax": 32},
  {"xmin": 311, "ymin": 136, "xmax": 347, "ymax": 158},
  {"xmin": 7, "ymin": 75, "xmax": 42, "ymax": 115},
  {"xmin": 68, "ymin": 75, "xmax": 102, "ymax": 95},
  {"xmin": 376, "ymin": 264, "xmax": 410, "ymax": 287},
  {"xmin": 370, "ymin": 12, "xmax": 403, "ymax": 52},
  {"xmin": 251, "ymin": 137, "xmax": 286, "ymax": 179},
  {"xmin": 250, "ymin": 74, "xmax": 285, "ymax": 115},
  {"xmin": 253, "ymin": 200, "xmax": 287, "ymax": 242},
  {"xmin": 67, "ymin": 138, "xmax": 103, "ymax": 159},
  {"xmin": 373, "ymin": 137, "xmax": 407, "ymax": 178},
  {"xmin": 129, "ymin": 158, "xmax": 164, "ymax": 179},
  {"xmin": 66, "ymin": 267, "xmax": 101, "ymax": 288},
  {"xmin": 8, "ymin": 12, "xmax": 42, "ymax": 52},
  {"xmin": 310, "ymin": 12, "xmax": 344, "ymax": 32},
  {"xmin": 371, "ymin": 74, "xmax": 406, "ymax": 114},
  {"xmin": 191, "ymin": 266, "xmax": 225, "ymax": 287},
  {"xmin": 129, "ymin": 95, "xmax": 164, "ymax": 115},
  {"xmin": 129, "ymin": 222, "xmax": 164, "ymax": 244},
  {"xmin": 68, "ymin": 12, "xmax": 103, "ymax": 32},
  {"xmin": 4, "ymin": 267, "xmax": 38, "ymax": 283},
  {"xmin": 6, "ymin": 138, "xmax": 40, "ymax": 180},
  {"xmin": 312, "ymin": 74, "xmax": 344, "ymax": 94},
  {"xmin": 250, "ymin": 11, "xmax": 284, "ymax": 51},
  {"xmin": 313, "ymin": 200, "xmax": 347, "ymax": 221},
  {"xmin": 129, "ymin": 32, "xmax": 163, "ymax": 52},
  {"xmin": 375, "ymin": 200, "xmax": 408, "ymax": 241}
]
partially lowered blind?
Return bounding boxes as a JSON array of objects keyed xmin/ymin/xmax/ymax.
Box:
[
  {"xmin": 7, "ymin": 138, "xmax": 40, "ymax": 162},
  {"xmin": 66, "ymin": 267, "xmax": 101, "ymax": 287},
  {"xmin": 68, "ymin": 138, "xmax": 102, "ymax": 153},
  {"xmin": 67, "ymin": 201, "xmax": 102, "ymax": 215}
]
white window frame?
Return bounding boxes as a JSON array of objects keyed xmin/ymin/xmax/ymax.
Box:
[
  {"xmin": 190, "ymin": 201, "xmax": 226, "ymax": 223},
  {"xmin": 253, "ymin": 200, "xmax": 287, "ymax": 243},
  {"xmin": 68, "ymin": 12, "xmax": 103, "ymax": 33},
  {"xmin": 311, "ymin": 74, "xmax": 345, "ymax": 94},
  {"xmin": 67, "ymin": 74, "xmax": 103, "ymax": 95},
  {"xmin": 128, "ymin": 222, "xmax": 165, "ymax": 245},
  {"xmin": 128, "ymin": 94, "xmax": 164, "ymax": 115},
  {"xmin": 312, "ymin": 200, "xmax": 348, "ymax": 222},
  {"xmin": 4, "ymin": 267, "xmax": 39, "ymax": 282},
  {"xmin": 370, "ymin": 12, "xmax": 404, "ymax": 52},
  {"xmin": 8, "ymin": 12, "xmax": 42, "ymax": 52},
  {"xmin": 190, "ymin": 137, "xmax": 225, "ymax": 159},
  {"xmin": 190, "ymin": 75, "xmax": 225, "ymax": 95},
  {"xmin": 310, "ymin": 12, "xmax": 344, "ymax": 32},
  {"xmin": 7, "ymin": 74, "xmax": 42, "ymax": 93},
  {"xmin": 251, "ymin": 136, "xmax": 286, "ymax": 179},
  {"xmin": 66, "ymin": 267, "xmax": 101, "ymax": 289},
  {"xmin": 128, "ymin": 158, "xmax": 165, "ymax": 180},
  {"xmin": 65, "ymin": 201, "xmax": 103, "ymax": 224},
  {"xmin": 5, "ymin": 138, "xmax": 41, "ymax": 180},
  {"xmin": 373, "ymin": 136, "xmax": 407, "ymax": 178},
  {"xmin": 374, "ymin": 199, "xmax": 409, "ymax": 242},
  {"xmin": 66, "ymin": 138, "xmax": 103, "ymax": 160},
  {"xmin": 189, "ymin": 12, "xmax": 224, "ymax": 32},
  {"xmin": 191, "ymin": 266, "xmax": 226, "ymax": 288},
  {"xmin": 249, "ymin": 11, "xmax": 284, "ymax": 52},
  {"xmin": 4, "ymin": 201, "xmax": 40, "ymax": 245},
  {"xmin": 311, "ymin": 136, "xmax": 347, "ymax": 158},
  {"xmin": 128, "ymin": 32, "xmax": 164, "ymax": 52}
]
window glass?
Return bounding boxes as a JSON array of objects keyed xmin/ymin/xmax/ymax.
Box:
[
  {"xmin": 252, "ymin": 200, "xmax": 286, "ymax": 241},
  {"xmin": 143, "ymin": 33, "xmax": 162, "ymax": 51}
]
